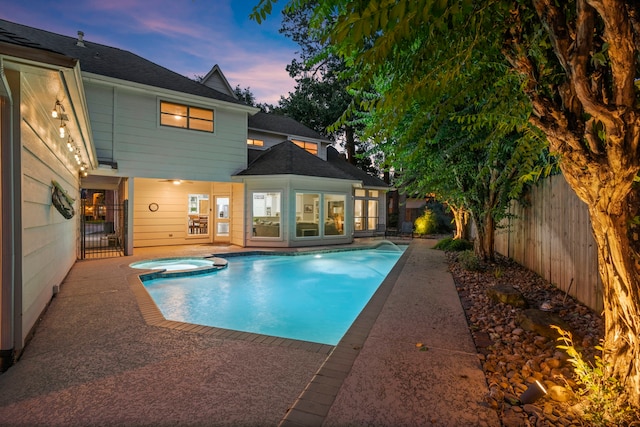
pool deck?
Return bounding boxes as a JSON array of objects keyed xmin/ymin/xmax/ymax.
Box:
[{"xmin": 0, "ymin": 238, "xmax": 499, "ymax": 426}]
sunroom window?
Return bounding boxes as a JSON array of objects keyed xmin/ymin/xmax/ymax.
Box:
[{"xmin": 252, "ymin": 192, "xmax": 281, "ymax": 238}]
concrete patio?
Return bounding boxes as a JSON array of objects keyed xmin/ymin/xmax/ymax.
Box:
[{"xmin": 0, "ymin": 239, "xmax": 499, "ymax": 426}]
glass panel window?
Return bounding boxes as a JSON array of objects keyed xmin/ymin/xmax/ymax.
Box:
[
  {"xmin": 354, "ymin": 189, "xmax": 381, "ymax": 232},
  {"xmin": 292, "ymin": 140, "xmax": 318, "ymax": 155},
  {"xmin": 247, "ymin": 138, "xmax": 264, "ymax": 146},
  {"xmin": 160, "ymin": 101, "xmax": 214, "ymax": 132},
  {"xmin": 296, "ymin": 193, "xmax": 319, "ymax": 237},
  {"xmin": 325, "ymin": 194, "xmax": 345, "ymax": 236},
  {"xmin": 252, "ymin": 192, "xmax": 281, "ymax": 238},
  {"xmin": 215, "ymin": 197, "xmax": 230, "ymax": 237},
  {"xmin": 367, "ymin": 199, "xmax": 379, "ymax": 230},
  {"xmin": 187, "ymin": 194, "xmax": 209, "ymax": 235},
  {"xmin": 354, "ymin": 200, "xmax": 364, "ymax": 231}
]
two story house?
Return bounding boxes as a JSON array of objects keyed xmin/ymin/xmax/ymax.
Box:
[
  {"xmin": 0, "ymin": 20, "xmax": 387, "ymax": 370},
  {"xmin": 0, "ymin": 18, "xmax": 388, "ymax": 369}
]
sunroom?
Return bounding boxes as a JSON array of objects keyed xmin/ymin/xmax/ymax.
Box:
[{"xmin": 234, "ymin": 141, "xmax": 361, "ymax": 248}]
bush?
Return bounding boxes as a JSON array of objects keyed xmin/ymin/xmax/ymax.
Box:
[
  {"xmin": 424, "ymin": 201, "xmax": 453, "ymax": 233},
  {"xmin": 458, "ymin": 250, "xmax": 482, "ymax": 271},
  {"xmin": 552, "ymin": 326, "xmax": 640, "ymax": 426},
  {"xmin": 414, "ymin": 210, "xmax": 438, "ymax": 235},
  {"xmin": 434, "ymin": 237, "xmax": 473, "ymax": 251}
]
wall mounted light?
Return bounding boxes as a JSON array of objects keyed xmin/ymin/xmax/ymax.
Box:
[
  {"xmin": 59, "ymin": 120, "xmax": 66, "ymax": 138},
  {"xmin": 51, "ymin": 100, "xmax": 64, "ymax": 118}
]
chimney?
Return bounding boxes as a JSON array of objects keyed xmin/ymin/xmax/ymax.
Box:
[{"xmin": 76, "ymin": 31, "xmax": 85, "ymax": 47}]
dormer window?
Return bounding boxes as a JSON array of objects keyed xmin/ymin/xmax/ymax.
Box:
[
  {"xmin": 292, "ymin": 140, "xmax": 318, "ymax": 155},
  {"xmin": 160, "ymin": 101, "xmax": 214, "ymax": 132}
]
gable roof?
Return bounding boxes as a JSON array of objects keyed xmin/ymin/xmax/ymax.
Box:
[
  {"xmin": 326, "ymin": 146, "xmax": 389, "ymax": 188},
  {"xmin": 201, "ymin": 64, "xmax": 236, "ymax": 98},
  {"xmin": 237, "ymin": 141, "xmax": 356, "ymax": 180},
  {"xmin": 0, "ymin": 19, "xmax": 245, "ymax": 106},
  {"xmin": 248, "ymin": 112, "xmax": 328, "ymax": 141}
]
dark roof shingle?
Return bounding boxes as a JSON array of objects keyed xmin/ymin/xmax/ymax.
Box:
[
  {"xmin": 0, "ymin": 19, "xmax": 245, "ymax": 105},
  {"xmin": 326, "ymin": 146, "xmax": 389, "ymax": 188},
  {"xmin": 237, "ymin": 141, "xmax": 355, "ymax": 180}
]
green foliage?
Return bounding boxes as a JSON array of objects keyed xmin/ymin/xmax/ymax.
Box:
[
  {"xmin": 458, "ymin": 250, "xmax": 482, "ymax": 271},
  {"xmin": 552, "ymin": 326, "xmax": 639, "ymax": 426},
  {"xmin": 434, "ymin": 237, "xmax": 473, "ymax": 251},
  {"xmin": 414, "ymin": 210, "xmax": 438, "ymax": 235}
]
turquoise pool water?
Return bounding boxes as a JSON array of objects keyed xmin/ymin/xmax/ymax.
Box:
[
  {"xmin": 131, "ymin": 258, "xmax": 215, "ymax": 271},
  {"xmin": 142, "ymin": 247, "xmax": 405, "ymax": 345}
]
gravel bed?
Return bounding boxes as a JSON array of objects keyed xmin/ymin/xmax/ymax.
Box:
[{"xmin": 446, "ymin": 252, "xmax": 605, "ymax": 427}]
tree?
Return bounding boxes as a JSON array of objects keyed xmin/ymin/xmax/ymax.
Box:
[
  {"xmin": 252, "ymin": 0, "xmax": 640, "ymax": 408},
  {"xmin": 232, "ymin": 85, "xmax": 275, "ymax": 112},
  {"xmin": 276, "ymin": 4, "xmax": 367, "ymax": 168}
]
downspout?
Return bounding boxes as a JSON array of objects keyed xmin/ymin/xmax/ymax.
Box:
[{"xmin": 0, "ymin": 58, "xmax": 15, "ymax": 371}]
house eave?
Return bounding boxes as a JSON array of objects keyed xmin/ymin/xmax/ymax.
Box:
[{"xmin": 82, "ymin": 72, "xmax": 259, "ymax": 114}]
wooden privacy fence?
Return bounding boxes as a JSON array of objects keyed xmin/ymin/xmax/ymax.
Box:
[{"xmin": 494, "ymin": 174, "xmax": 603, "ymax": 312}]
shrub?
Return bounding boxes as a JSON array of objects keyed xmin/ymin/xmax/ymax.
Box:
[
  {"xmin": 424, "ymin": 200, "xmax": 453, "ymax": 233},
  {"xmin": 552, "ymin": 326, "xmax": 639, "ymax": 426},
  {"xmin": 434, "ymin": 237, "xmax": 473, "ymax": 251},
  {"xmin": 458, "ymin": 250, "xmax": 482, "ymax": 271},
  {"xmin": 414, "ymin": 210, "xmax": 438, "ymax": 235}
]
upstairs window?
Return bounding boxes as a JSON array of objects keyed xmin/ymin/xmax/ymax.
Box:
[
  {"xmin": 292, "ymin": 140, "xmax": 318, "ymax": 155},
  {"xmin": 160, "ymin": 101, "xmax": 214, "ymax": 132},
  {"xmin": 247, "ymin": 138, "xmax": 264, "ymax": 146}
]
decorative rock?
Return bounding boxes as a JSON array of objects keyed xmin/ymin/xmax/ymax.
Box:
[
  {"xmin": 487, "ymin": 284, "xmax": 529, "ymax": 308},
  {"xmin": 516, "ymin": 309, "xmax": 571, "ymax": 338},
  {"xmin": 522, "ymin": 403, "xmax": 543, "ymax": 416},
  {"xmin": 548, "ymin": 385, "xmax": 574, "ymax": 402}
]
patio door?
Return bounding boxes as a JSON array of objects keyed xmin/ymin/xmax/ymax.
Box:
[{"xmin": 214, "ymin": 196, "xmax": 230, "ymax": 241}]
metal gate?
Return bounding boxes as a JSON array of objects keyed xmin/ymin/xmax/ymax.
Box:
[{"xmin": 79, "ymin": 199, "xmax": 127, "ymax": 259}]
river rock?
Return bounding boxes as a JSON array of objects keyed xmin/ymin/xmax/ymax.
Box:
[
  {"xmin": 487, "ymin": 284, "xmax": 529, "ymax": 308},
  {"xmin": 516, "ymin": 309, "xmax": 571, "ymax": 338},
  {"xmin": 548, "ymin": 385, "xmax": 574, "ymax": 402}
]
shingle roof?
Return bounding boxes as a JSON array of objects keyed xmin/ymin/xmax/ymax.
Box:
[
  {"xmin": 248, "ymin": 112, "xmax": 328, "ymax": 141},
  {"xmin": 237, "ymin": 141, "xmax": 356, "ymax": 180},
  {"xmin": 326, "ymin": 146, "xmax": 389, "ymax": 188},
  {"xmin": 0, "ymin": 19, "xmax": 244, "ymax": 105},
  {"xmin": 239, "ymin": 141, "xmax": 389, "ymax": 189}
]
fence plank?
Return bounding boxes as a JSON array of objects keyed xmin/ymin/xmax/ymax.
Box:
[{"xmin": 495, "ymin": 175, "xmax": 602, "ymax": 312}]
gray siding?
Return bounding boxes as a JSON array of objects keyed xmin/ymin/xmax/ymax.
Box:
[{"xmin": 85, "ymin": 83, "xmax": 248, "ymax": 181}]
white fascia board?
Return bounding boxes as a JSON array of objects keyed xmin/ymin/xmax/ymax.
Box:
[
  {"xmin": 61, "ymin": 64, "xmax": 98, "ymax": 168},
  {"xmin": 82, "ymin": 72, "xmax": 259, "ymax": 114}
]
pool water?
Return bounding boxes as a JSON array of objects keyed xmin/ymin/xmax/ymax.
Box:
[
  {"xmin": 142, "ymin": 248, "xmax": 405, "ymax": 345},
  {"xmin": 131, "ymin": 258, "xmax": 216, "ymax": 271}
]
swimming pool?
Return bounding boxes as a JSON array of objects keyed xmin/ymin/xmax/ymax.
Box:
[{"xmin": 141, "ymin": 246, "xmax": 405, "ymax": 345}]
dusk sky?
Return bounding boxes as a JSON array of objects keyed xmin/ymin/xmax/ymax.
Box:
[{"xmin": 0, "ymin": 0, "xmax": 299, "ymax": 105}]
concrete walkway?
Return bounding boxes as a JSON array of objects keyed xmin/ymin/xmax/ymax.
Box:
[{"xmin": 0, "ymin": 239, "xmax": 499, "ymax": 426}]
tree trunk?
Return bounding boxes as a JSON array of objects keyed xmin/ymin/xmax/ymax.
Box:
[
  {"xmin": 345, "ymin": 126, "xmax": 356, "ymax": 165},
  {"xmin": 588, "ymin": 200, "xmax": 640, "ymax": 408},
  {"xmin": 561, "ymin": 161, "xmax": 640, "ymax": 407},
  {"xmin": 472, "ymin": 211, "xmax": 495, "ymax": 262},
  {"xmin": 450, "ymin": 205, "xmax": 469, "ymax": 240}
]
